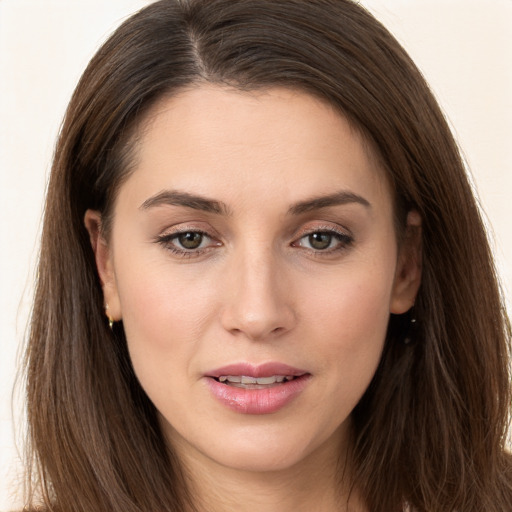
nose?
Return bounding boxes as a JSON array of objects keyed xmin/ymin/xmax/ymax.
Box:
[{"xmin": 220, "ymin": 246, "xmax": 296, "ymax": 341}]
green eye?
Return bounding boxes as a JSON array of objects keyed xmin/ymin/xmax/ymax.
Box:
[
  {"xmin": 293, "ymin": 229, "xmax": 353, "ymax": 253},
  {"xmin": 308, "ymin": 232, "xmax": 333, "ymax": 250},
  {"xmin": 178, "ymin": 232, "xmax": 204, "ymax": 249},
  {"xmin": 156, "ymin": 230, "xmax": 216, "ymax": 256}
]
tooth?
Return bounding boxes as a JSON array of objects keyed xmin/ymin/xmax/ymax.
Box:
[
  {"xmin": 218, "ymin": 375, "xmax": 295, "ymax": 385},
  {"xmin": 255, "ymin": 376, "xmax": 277, "ymax": 385}
]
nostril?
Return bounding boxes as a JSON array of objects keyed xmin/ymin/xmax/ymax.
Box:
[{"xmin": 219, "ymin": 279, "xmax": 297, "ymax": 340}]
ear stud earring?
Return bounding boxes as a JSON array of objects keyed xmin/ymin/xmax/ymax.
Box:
[
  {"xmin": 105, "ymin": 304, "xmax": 114, "ymax": 330},
  {"xmin": 403, "ymin": 307, "xmax": 417, "ymax": 345},
  {"xmin": 403, "ymin": 317, "xmax": 416, "ymax": 345}
]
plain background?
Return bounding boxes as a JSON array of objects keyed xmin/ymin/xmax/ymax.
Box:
[{"xmin": 1, "ymin": 0, "xmax": 511, "ymax": 509}]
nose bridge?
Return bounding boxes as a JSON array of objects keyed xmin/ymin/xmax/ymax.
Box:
[{"xmin": 221, "ymin": 239, "xmax": 294, "ymax": 340}]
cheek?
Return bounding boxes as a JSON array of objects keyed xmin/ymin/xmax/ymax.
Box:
[
  {"xmin": 117, "ymin": 256, "xmax": 217, "ymax": 336},
  {"xmin": 305, "ymin": 261, "xmax": 394, "ymax": 341},
  {"xmin": 113, "ymin": 257, "xmax": 222, "ymax": 392},
  {"xmin": 301, "ymin": 258, "xmax": 395, "ymax": 392},
  {"xmin": 115, "ymin": 269, "xmax": 220, "ymax": 425}
]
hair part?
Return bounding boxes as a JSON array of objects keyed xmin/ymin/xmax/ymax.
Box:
[{"xmin": 24, "ymin": 1, "xmax": 511, "ymax": 511}]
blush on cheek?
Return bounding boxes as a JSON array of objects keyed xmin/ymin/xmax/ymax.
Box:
[{"xmin": 313, "ymin": 278, "xmax": 391, "ymax": 338}]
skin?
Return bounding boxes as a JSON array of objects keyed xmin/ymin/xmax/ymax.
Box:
[{"xmin": 86, "ymin": 86, "xmax": 421, "ymax": 512}]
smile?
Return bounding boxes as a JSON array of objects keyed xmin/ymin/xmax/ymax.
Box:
[
  {"xmin": 216, "ymin": 375, "xmax": 297, "ymax": 388},
  {"xmin": 205, "ymin": 363, "xmax": 311, "ymax": 414}
]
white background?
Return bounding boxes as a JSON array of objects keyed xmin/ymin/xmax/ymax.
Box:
[{"xmin": 1, "ymin": 1, "xmax": 511, "ymax": 509}]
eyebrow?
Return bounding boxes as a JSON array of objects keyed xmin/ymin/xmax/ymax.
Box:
[
  {"xmin": 287, "ymin": 190, "xmax": 371, "ymax": 215},
  {"xmin": 139, "ymin": 189, "xmax": 371, "ymax": 216},
  {"xmin": 139, "ymin": 190, "xmax": 232, "ymax": 215}
]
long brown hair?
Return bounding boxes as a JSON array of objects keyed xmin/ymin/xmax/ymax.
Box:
[{"xmin": 24, "ymin": 1, "xmax": 511, "ymax": 511}]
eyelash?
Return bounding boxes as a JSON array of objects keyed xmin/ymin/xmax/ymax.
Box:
[
  {"xmin": 155, "ymin": 230, "xmax": 218, "ymax": 258},
  {"xmin": 155, "ymin": 226, "xmax": 354, "ymax": 258},
  {"xmin": 292, "ymin": 227, "xmax": 354, "ymax": 254}
]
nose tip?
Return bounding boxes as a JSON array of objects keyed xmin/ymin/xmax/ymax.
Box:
[
  {"xmin": 227, "ymin": 316, "xmax": 289, "ymax": 342},
  {"xmin": 220, "ymin": 254, "xmax": 296, "ymax": 341}
]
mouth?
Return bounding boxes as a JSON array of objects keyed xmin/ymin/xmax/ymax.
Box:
[
  {"xmin": 213, "ymin": 374, "xmax": 301, "ymax": 389},
  {"xmin": 204, "ymin": 363, "xmax": 311, "ymax": 414},
  {"xmin": 206, "ymin": 362, "xmax": 308, "ymax": 386}
]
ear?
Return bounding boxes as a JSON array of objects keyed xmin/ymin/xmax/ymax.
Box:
[
  {"xmin": 390, "ymin": 210, "xmax": 422, "ymax": 314},
  {"xmin": 84, "ymin": 210, "xmax": 122, "ymax": 321}
]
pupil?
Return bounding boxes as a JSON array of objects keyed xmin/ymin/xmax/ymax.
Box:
[
  {"xmin": 179, "ymin": 232, "xmax": 202, "ymax": 249},
  {"xmin": 309, "ymin": 232, "xmax": 331, "ymax": 250}
]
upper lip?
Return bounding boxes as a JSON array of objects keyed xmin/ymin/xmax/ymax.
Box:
[{"xmin": 206, "ymin": 362, "xmax": 309, "ymax": 379}]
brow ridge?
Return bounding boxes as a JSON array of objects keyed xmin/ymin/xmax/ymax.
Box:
[
  {"xmin": 288, "ymin": 191, "xmax": 371, "ymax": 215},
  {"xmin": 140, "ymin": 189, "xmax": 370, "ymax": 216},
  {"xmin": 139, "ymin": 190, "xmax": 231, "ymax": 215}
]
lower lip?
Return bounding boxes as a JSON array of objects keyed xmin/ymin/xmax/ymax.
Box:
[{"xmin": 205, "ymin": 375, "xmax": 310, "ymax": 414}]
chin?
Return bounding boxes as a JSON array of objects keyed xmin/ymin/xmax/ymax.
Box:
[
  {"xmin": 213, "ymin": 441, "xmax": 309, "ymax": 473},
  {"xmin": 162, "ymin": 412, "xmax": 348, "ymax": 475}
]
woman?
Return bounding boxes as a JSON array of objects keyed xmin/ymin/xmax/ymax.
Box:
[{"xmin": 23, "ymin": 0, "xmax": 511, "ymax": 511}]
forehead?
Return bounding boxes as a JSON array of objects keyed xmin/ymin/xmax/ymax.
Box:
[{"xmin": 120, "ymin": 85, "xmax": 392, "ymax": 215}]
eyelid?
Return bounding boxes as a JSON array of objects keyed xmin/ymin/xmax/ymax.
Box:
[
  {"xmin": 156, "ymin": 220, "xmax": 222, "ymax": 241},
  {"xmin": 153, "ymin": 221, "xmax": 354, "ymax": 258},
  {"xmin": 291, "ymin": 223, "xmax": 354, "ymax": 253},
  {"xmin": 293, "ymin": 222, "xmax": 353, "ymax": 240},
  {"xmin": 154, "ymin": 224, "xmax": 222, "ymax": 257}
]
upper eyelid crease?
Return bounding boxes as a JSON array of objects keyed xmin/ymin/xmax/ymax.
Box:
[
  {"xmin": 295, "ymin": 229, "xmax": 353, "ymax": 243},
  {"xmin": 296, "ymin": 223, "xmax": 351, "ymax": 235}
]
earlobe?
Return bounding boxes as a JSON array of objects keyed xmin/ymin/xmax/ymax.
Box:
[
  {"xmin": 84, "ymin": 210, "xmax": 122, "ymax": 321},
  {"xmin": 390, "ymin": 210, "xmax": 422, "ymax": 314}
]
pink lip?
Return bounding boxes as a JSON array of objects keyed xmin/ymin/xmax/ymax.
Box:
[
  {"xmin": 204, "ymin": 362, "xmax": 311, "ymax": 415},
  {"xmin": 206, "ymin": 362, "xmax": 308, "ymax": 379}
]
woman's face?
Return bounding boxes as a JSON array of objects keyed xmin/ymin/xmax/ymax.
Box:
[{"xmin": 87, "ymin": 86, "xmax": 420, "ymax": 475}]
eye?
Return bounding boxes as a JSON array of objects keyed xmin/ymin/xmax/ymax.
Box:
[
  {"xmin": 156, "ymin": 229, "xmax": 220, "ymax": 256},
  {"xmin": 293, "ymin": 229, "xmax": 353, "ymax": 253},
  {"xmin": 306, "ymin": 232, "xmax": 334, "ymax": 250},
  {"xmin": 176, "ymin": 231, "xmax": 205, "ymax": 250}
]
